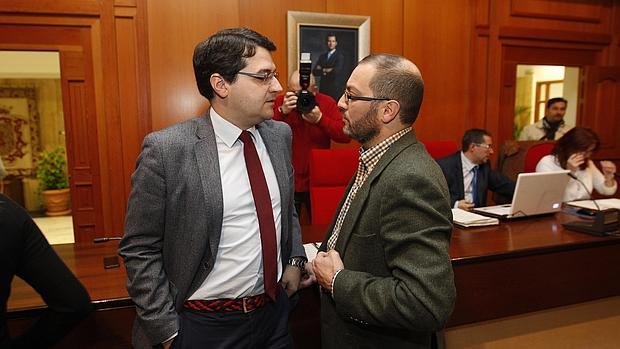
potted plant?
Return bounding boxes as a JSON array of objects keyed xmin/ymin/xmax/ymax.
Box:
[{"xmin": 36, "ymin": 147, "xmax": 71, "ymax": 216}]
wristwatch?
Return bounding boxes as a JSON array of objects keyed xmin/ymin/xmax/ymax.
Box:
[{"xmin": 287, "ymin": 257, "xmax": 307, "ymax": 270}]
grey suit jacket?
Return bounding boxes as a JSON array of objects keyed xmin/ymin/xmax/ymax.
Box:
[
  {"xmin": 118, "ymin": 114, "xmax": 304, "ymax": 348},
  {"xmin": 320, "ymin": 130, "xmax": 456, "ymax": 349}
]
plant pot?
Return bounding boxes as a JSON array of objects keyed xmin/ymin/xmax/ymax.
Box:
[{"xmin": 42, "ymin": 188, "xmax": 71, "ymax": 216}]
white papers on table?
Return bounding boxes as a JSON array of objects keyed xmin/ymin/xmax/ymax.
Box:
[
  {"xmin": 303, "ymin": 242, "xmax": 321, "ymax": 261},
  {"xmin": 451, "ymin": 208, "xmax": 499, "ymax": 227},
  {"xmin": 566, "ymin": 198, "xmax": 620, "ymax": 211}
]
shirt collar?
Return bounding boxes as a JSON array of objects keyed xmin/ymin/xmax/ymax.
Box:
[
  {"xmin": 209, "ymin": 108, "xmax": 258, "ymax": 148},
  {"xmin": 359, "ymin": 128, "xmax": 411, "ymax": 174},
  {"xmin": 460, "ymin": 151, "xmax": 477, "ymax": 172}
]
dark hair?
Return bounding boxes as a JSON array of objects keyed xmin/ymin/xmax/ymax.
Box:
[
  {"xmin": 461, "ymin": 128, "xmax": 490, "ymax": 151},
  {"xmin": 546, "ymin": 97, "xmax": 567, "ymax": 109},
  {"xmin": 326, "ymin": 33, "xmax": 337, "ymax": 40},
  {"xmin": 359, "ymin": 54, "xmax": 424, "ymax": 125},
  {"xmin": 552, "ymin": 127, "xmax": 599, "ymax": 169},
  {"xmin": 193, "ymin": 27, "xmax": 276, "ymax": 100}
]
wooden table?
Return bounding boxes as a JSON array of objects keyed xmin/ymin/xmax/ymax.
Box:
[
  {"xmin": 8, "ymin": 213, "xmax": 620, "ymax": 348},
  {"xmin": 7, "ymin": 241, "xmax": 133, "ymax": 348},
  {"xmin": 448, "ymin": 214, "xmax": 620, "ymax": 326}
]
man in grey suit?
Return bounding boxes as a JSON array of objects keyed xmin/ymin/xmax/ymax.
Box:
[
  {"xmin": 307, "ymin": 54, "xmax": 456, "ymax": 349},
  {"xmin": 119, "ymin": 28, "xmax": 306, "ymax": 349}
]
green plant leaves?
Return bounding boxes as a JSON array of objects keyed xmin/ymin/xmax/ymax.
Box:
[{"xmin": 36, "ymin": 147, "xmax": 69, "ymax": 190}]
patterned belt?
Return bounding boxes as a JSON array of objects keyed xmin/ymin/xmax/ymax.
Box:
[{"xmin": 184, "ymin": 294, "xmax": 270, "ymax": 313}]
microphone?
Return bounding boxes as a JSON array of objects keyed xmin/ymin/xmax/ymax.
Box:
[
  {"xmin": 563, "ymin": 172, "xmax": 619, "ymax": 236},
  {"xmin": 566, "ymin": 173, "xmax": 602, "ymax": 211},
  {"xmin": 93, "ymin": 237, "xmax": 122, "ymax": 243}
]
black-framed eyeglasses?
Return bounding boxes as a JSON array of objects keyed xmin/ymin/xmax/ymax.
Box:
[
  {"xmin": 237, "ymin": 71, "xmax": 279, "ymax": 84},
  {"xmin": 474, "ymin": 143, "xmax": 492, "ymax": 150},
  {"xmin": 343, "ymin": 90, "xmax": 391, "ymax": 103}
]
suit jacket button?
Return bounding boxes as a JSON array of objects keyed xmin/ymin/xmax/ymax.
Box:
[{"xmin": 203, "ymin": 261, "xmax": 211, "ymax": 269}]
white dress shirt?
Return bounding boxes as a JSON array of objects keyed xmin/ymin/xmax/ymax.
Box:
[
  {"xmin": 455, "ymin": 152, "xmax": 477, "ymax": 208},
  {"xmin": 536, "ymin": 154, "xmax": 617, "ymax": 202},
  {"xmin": 189, "ymin": 109, "xmax": 282, "ymax": 300}
]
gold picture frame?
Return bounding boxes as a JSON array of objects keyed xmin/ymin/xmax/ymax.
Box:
[{"xmin": 287, "ymin": 11, "xmax": 370, "ymax": 99}]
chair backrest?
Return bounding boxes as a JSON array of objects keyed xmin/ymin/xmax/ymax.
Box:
[
  {"xmin": 309, "ymin": 149, "xmax": 358, "ymax": 225},
  {"xmin": 524, "ymin": 142, "xmax": 555, "ymax": 173},
  {"xmin": 421, "ymin": 140, "xmax": 459, "ymax": 160}
]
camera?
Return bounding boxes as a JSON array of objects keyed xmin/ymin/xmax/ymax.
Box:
[{"xmin": 296, "ymin": 52, "xmax": 316, "ymax": 113}]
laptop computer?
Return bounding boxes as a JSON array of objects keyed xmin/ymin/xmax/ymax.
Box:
[{"xmin": 473, "ymin": 170, "xmax": 570, "ymax": 219}]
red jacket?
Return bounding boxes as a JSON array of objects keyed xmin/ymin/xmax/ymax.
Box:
[{"xmin": 273, "ymin": 93, "xmax": 350, "ymax": 192}]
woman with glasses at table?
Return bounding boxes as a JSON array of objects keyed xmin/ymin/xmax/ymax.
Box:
[{"xmin": 536, "ymin": 127, "xmax": 617, "ymax": 202}]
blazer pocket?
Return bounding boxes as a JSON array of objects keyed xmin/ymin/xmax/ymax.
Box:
[{"xmin": 346, "ymin": 233, "xmax": 384, "ymax": 269}]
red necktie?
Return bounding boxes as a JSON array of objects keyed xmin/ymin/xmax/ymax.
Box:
[{"xmin": 239, "ymin": 131, "xmax": 278, "ymax": 301}]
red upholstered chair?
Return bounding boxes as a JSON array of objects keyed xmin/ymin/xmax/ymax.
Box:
[
  {"xmin": 309, "ymin": 149, "xmax": 359, "ymax": 225},
  {"xmin": 421, "ymin": 140, "xmax": 459, "ymax": 160},
  {"xmin": 523, "ymin": 142, "xmax": 555, "ymax": 172}
]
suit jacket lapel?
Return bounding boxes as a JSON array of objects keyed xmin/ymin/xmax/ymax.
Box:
[
  {"xmin": 194, "ymin": 115, "xmax": 224, "ymax": 266},
  {"xmin": 257, "ymin": 123, "xmax": 290, "ymax": 250},
  {"xmin": 334, "ymin": 131, "xmax": 416, "ymax": 257},
  {"xmin": 454, "ymin": 153, "xmax": 465, "ymax": 199}
]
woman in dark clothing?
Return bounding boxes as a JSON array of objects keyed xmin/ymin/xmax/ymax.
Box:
[{"xmin": 1, "ymin": 194, "xmax": 92, "ymax": 348}]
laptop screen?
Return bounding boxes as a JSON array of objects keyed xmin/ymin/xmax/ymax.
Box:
[{"xmin": 509, "ymin": 170, "xmax": 570, "ymax": 217}]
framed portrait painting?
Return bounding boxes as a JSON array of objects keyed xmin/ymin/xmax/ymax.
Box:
[{"xmin": 287, "ymin": 11, "xmax": 370, "ymax": 102}]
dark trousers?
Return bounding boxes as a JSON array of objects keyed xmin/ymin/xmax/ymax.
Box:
[{"xmin": 171, "ymin": 288, "xmax": 292, "ymax": 349}]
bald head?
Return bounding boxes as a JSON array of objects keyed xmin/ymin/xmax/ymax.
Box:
[
  {"xmin": 359, "ymin": 54, "xmax": 424, "ymax": 125},
  {"xmin": 288, "ymin": 70, "xmax": 316, "ymax": 92}
]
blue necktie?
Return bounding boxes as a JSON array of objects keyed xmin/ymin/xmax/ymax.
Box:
[{"xmin": 471, "ymin": 166, "xmax": 479, "ymax": 207}]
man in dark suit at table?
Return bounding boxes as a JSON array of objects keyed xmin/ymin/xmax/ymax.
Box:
[
  {"xmin": 119, "ymin": 28, "xmax": 306, "ymax": 349},
  {"xmin": 308, "ymin": 54, "xmax": 456, "ymax": 349},
  {"xmin": 312, "ymin": 33, "xmax": 345, "ymax": 101},
  {"xmin": 436, "ymin": 128, "xmax": 515, "ymax": 210}
]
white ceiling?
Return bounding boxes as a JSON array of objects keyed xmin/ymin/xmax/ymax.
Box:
[{"xmin": 0, "ymin": 51, "xmax": 61, "ymax": 79}]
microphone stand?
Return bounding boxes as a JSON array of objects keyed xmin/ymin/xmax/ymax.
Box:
[
  {"xmin": 93, "ymin": 236, "xmax": 123, "ymax": 269},
  {"xmin": 562, "ymin": 173, "xmax": 619, "ymax": 236}
]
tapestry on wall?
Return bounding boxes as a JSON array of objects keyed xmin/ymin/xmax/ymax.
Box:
[{"xmin": 0, "ymin": 88, "xmax": 41, "ymax": 177}]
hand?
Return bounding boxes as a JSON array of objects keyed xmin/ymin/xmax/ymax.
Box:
[
  {"xmin": 567, "ymin": 153, "xmax": 585, "ymax": 172},
  {"xmin": 301, "ymin": 106, "xmax": 322, "ymax": 124},
  {"xmin": 457, "ymin": 200, "xmax": 475, "ymax": 211},
  {"xmin": 600, "ymin": 160, "xmax": 617, "ymax": 181},
  {"xmin": 280, "ymin": 265, "xmax": 302, "ymax": 297},
  {"xmin": 162, "ymin": 338, "xmax": 174, "ymax": 349},
  {"xmin": 280, "ymin": 91, "xmax": 298, "ymax": 115},
  {"xmin": 312, "ymin": 250, "xmax": 344, "ymax": 292},
  {"xmin": 323, "ymin": 67, "xmax": 333, "ymax": 73},
  {"xmin": 299, "ymin": 261, "xmax": 317, "ymax": 289}
]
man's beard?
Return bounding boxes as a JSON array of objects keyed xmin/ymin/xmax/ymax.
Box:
[{"xmin": 345, "ymin": 104, "xmax": 380, "ymax": 145}]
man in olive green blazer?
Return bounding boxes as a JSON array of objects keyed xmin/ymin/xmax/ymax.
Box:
[{"xmin": 308, "ymin": 54, "xmax": 456, "ymax": 349}]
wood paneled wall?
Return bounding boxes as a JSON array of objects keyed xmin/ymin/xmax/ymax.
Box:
[
  {"xmin": 146, "ymin": 0, "xmax": 620, "ymax": 155},
  {"xmin": 0, "ymin": 0, "xmax": 150, "ymax": 240},
  {"xmin": 2, "ymin": 0, "xmax": 619, "ymax": 237}
]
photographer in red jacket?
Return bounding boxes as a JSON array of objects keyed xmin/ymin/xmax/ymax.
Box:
[{"xmin": 273, "ymin": 70, "xmax": 350, "ymax": 218}]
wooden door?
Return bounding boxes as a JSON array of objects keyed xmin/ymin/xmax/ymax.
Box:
[
  {"xmin": 580, "ymin": 66, "xmax": 620, "ymax": 160},
  {"xmin": 0, "ymin": 23, "xmax": 103, "ymax": 242},
  {"xmin": 498, "ymin": 45, "xmax": 601, "ymax": 145}
]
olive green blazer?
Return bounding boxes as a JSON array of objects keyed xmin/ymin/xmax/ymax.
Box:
[{"xmin": 320, "ymin": 130, "xmax": 456, "ymax": 349}]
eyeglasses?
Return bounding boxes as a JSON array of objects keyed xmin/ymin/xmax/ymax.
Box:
[
  {"xmin": 343, "ymin": 90, "xmax": 391, "ymax": 103},
  {"xmin": 237, "ymin": 70, "xmax": 279, "ymax": 84},
  {"xmin": 474, "ymin": 143, "xmax": 492, "ymax": 150}
]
